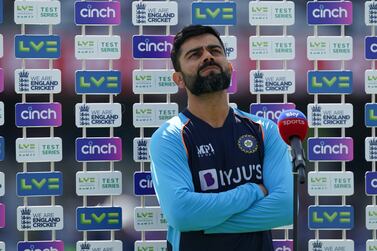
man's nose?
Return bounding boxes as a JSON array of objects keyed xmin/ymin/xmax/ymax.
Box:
[{"xmin": 202, "ymin": 49, "xmax": 214, "ymax": 62}]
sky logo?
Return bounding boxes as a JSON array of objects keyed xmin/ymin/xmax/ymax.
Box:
[
  {"xmin": 15, "ymin": 103, "xmax": 62, "ymax": 127},
  {"xmin": 18, "ymin": 240, "xmax": 64, "ymax": 251},
  {"xmin": 76, "ymin": 137, "xmax": 122, "ymax": 162},
  {"xmin": 250, "ymin": 103, "xmax": 296, "ymax": 123},
  {"xmin": 76, "ymin": 207, "xmax": 122, "ymax": 231},
  {"xmin": 134, "ymin": 172, "xmax": 155, "ymax": 196},
  {"xmin": 192, "ymin": 2, "xmax": 237, "ymax": 25},
  {"xmin": 307, "ymin": 1, "xmax": 352, "ymax": 25},
  {"xmin": 15, "ymin": 35, "xmax": 60, "ymax": 59},
  {"xmin": 133, "ymin": 35, "xmax": 174, "ymax": 59},
  {"xmin": 366, "ymin": 36, "xmax": 377, "ymax": 60},
  {"xmin": 75, "ymin": 70, "xmax": 121, "ymax": 94},
  {"xmin": 0, "ymin": 136, "xmax": 4, "ymax": 161},
  {"xmin": 308, "ymin": 137, "xmax": 353, "ymax": 162},
  {"xmin": 307, "ymin": 71, "xmax": 352, "ymax": 94},
  {"xmin": 365, "ymin": 103, "xmax": 377, "ymax": 127},
  {"xmin": 366, "ymin": 172, "xmax": 377, "ymax": 195},
  {"xmin": 308, "ymin": 205, "xmax": 354, "ymax": 229},
  {"xmin": 17, "ymin": 172, "xmax": 63, "ymax": 197},
  {"xmin": 75, "ymin": 1, "xmax": 120, "ymax": 25}
]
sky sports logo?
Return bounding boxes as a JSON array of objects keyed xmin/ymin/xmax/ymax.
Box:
[
  {"xmin": 75, "ymin": 1, "xmax": 120, "ymax": 25},
  {"xmin": 308, "ymin": 205, "xmax": 354, "ymax": 230},
  {"xmin": 75, "ymin": 70, "xmax": 121, "ymax": 94},
  {"xmin": 134, "ymin": 172, "xmax": 155, "ymax": 196},
  {"xmin": 17, "ymin": 172, "xmax": 63, "ymax": 197},
  {"xmin": 133, "ymin": 35, "xmax": 174, "ymax": 59},
  {"xmin": 307, "ymin": 137, "xmax": 353, "ymax": 162},
  {"xmin": 307, "ymin": 1, "xmax": 352, "ymax": 25},
  {"xmin": 76, "ymin": 207, "xmax": 122, "ymax": 231},
  {"xmin": 76, "ymin": 137, "xmax": 122, "ymax": 162},
  {"xmin": 15, "ymin": 103, "xmax": 62, "ymax": 127},
  {"xmin": 307, "ymin": 70, "xmax": 352, "ymax": 94},
  {"xmin": 18, "ymin": 240, "xmax": 64, "ymax": 251},
  {"xmin": 15, "ymin": 35, "xmax": 60, "ymax": 59},
  {"xmin": 250, "ymin": 103, "xmax": 296, "ymax": 123},
  {"xmin": 192, "ymin": 2, "xmax": 237, "ymax": 25}
]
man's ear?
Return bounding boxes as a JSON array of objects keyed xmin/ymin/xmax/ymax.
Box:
[
  {"xmin": 173, "ymin": 72, "xmax": 185, "ymax": 89},
  {"xmin": 228, "ymin": 62, "xmax": 233, "ymax": 73}
]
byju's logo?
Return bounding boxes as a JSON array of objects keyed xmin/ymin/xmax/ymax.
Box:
[
  {"xmin": 17, "ymin": 172, "xmax": 63, "ymax": 197},
  {"xmin": 250, "ymin": 103, "xmax": 296, "ymax": 123},
  {"xmin": 15, "ymin": 35, "xmax": 60, "ymax": 59},
  {"xmin": 308, "ymin": 205, "xmax": 354, "ymax": 229},
  {"xmin": 76, "ymin": 137, "xmax": 122, "ymax": 162},
  {"xmin": 76, "ymin": 207, "xmax": 122, "ymax": 231},
  {"xmin": 307, "ymin": 137, "xmax": 353, "ymax": 162},
  {"xmin": 192, "ymin": 2, "xmax": 237, "ymax": 25},
  {"xmin": 18, "ymin": 241, "xmax": 64, "ymax": 251},
  {"xmin": 15, "ymin": 103, "xmax": 62, "ymax": 127},
  {"xmin": 366, "ymin": 171, "xmax": 377, "ymax": 195},
  {"xmin": 75, "ymin": 1, "xmax": 120, "ymax": 25},
  {"xmin": 273, "ymin": 240, "xmax": 293, "ymax": 251},
  {"xmin": 199, "ymin": 169, "xmax": 219, "ymax": 191},
  {"xmin": 307, "ymin": 1, "xmax": 352, "ymax": 25},
  {"xmin": 134, "ymin": 172, "xmax": 155, "ymax": 196},
  {"xmin": 365, "ymin": 103, "xmax": 377, "ymax": 127},
  {"xmin": 133, "ymin": 35, "xmax": 174, "ymax": 59},
  {"xmin": 308, "ymin": 71, "xmax": 352, "ymax": 94},
  {"xmin": 75, "ymin": 70, "xmax": 121, "ymax": 94}
]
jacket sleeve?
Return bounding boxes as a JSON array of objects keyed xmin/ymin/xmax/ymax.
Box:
[
  {"xmin": 204, "ymin": 118, "xmax": 293, "ymax": 233},
  {"xmin": 150, "ymin": 119, "xmax": 265, "ymax": 232}
]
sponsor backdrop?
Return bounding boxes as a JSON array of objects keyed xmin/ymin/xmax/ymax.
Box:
[{"xmin": 0, "ymin": 1, "xmax": 375, "ymax": 251}]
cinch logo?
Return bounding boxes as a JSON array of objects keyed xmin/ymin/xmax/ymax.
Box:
[
  {"xmin": 273, "ymin": 240, "xmax": 293, "ymax": 251},
  {"xmin": 75, "ymin": 70, "xmax": 121, "ymax": 94},
  {"xmin": 308, "ymin": 138, "xmax": 353, "ymax": 161},
  {"xmin": 366, "ymin": 37, "xmax": 377, "ymax": 60},
  {"xmin": 308, "ymin": 206, "xmax": 354, "ymax": 229},
  {"xmin": 75, "ymin": 1, "xmax": 120, "ymax": 25},
  {"xmin": 133, "ymin": 35, "xmax": 174, "ymax": 59},
  {"xmin": 18, "ymin": 241, "xmax": 64, "ymax": 251},
  {"xmin": 366, "ymin": 103, "xmax": 377, "ymax": 127},
  {"xmin": 250, "ymin": 103, "xmax": 296, "ymax": 123},
  {"xmin": 197, "ymin": 143, "xmax": 215, "ymax": 157},
  {"xmin": 134, "ymin": 172, "xmax": 155, "ymax": 196},
  {"xmin": 15, "ymin": 103, "xmax": 62, "ymax": 127},
  {"xmin": 307, "ymin": 1, "xmax": 352, "ymax": 25},
  {"xmin": 15, "ymin": 35, "xmax": 60, "ymax": 59},
  {"xmin": 308, "ymin": 71, "xmax": 352, "ymax": 94},
  {"xmin": 17, "ymin": 172, "xmax": 63, "ymax": 197},
  {"xmin": 76, "ymin": 137, "xmax": 122, "ymax": 162},
  {"xmin": 76, "ymin": 207, "xmax": 122, "ymax": 231},
  {"xmin": 366, "ymin": 172, "xmax": 377, "ymax": 195},
  {"xmin": 192, "ymin": 2, "xmax": 237, "ymax": 25}
]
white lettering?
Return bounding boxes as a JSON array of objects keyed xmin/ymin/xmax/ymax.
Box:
[
  {"xmin": 312, "ymin": 6, "xmax": 348, "ymax": 19},
  {"xmin": 313, "ymin": 142, "xmax": 349, "ymax": 155},
  {"xmin": 138, "ymin": 39, "xmax": 173, "ymax": 52},
  {"xmin": 81, "ymin": 142, "xmax": 117, "ymax": 155},
  {"xmin": 80, "ymin": 6, "xmax": 116, "ymax": 18}
]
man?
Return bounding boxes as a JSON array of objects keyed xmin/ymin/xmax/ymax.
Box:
[{"xmin": 149, "ymin": 25, "xmax": 293, "ymax": 251}]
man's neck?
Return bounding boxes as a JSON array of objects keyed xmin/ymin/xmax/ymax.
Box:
[{"xmin": 187, "ymin": 91, "xmax": 229, "ymax": 128}]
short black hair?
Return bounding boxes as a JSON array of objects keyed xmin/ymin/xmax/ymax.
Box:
[{"xmin": 171, "ymin": 25, "xmax": 225, "ymax": 71}]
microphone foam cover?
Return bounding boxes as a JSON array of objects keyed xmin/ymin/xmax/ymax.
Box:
[{"xmin": 277, "ymin": 109, "xmax": 308, "ymax": 145}]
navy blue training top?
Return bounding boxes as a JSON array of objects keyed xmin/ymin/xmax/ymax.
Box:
[{"xmin": 150, "ymin": 107, "xmax": 293, "ymax": 251}]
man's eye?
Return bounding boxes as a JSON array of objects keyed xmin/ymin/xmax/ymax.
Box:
[{"xmin": 189, "ymin": 52, "xmax": 200, "ymax": 58}]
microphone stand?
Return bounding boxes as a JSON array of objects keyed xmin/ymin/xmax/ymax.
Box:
[{"xmin": 290, "ymin": 138, "xmax": 306, "ymax": 251}]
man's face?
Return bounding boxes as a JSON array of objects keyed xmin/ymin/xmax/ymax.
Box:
[{"xmin": 176, "ymin": 34, "xmax": 231, "ymax": 96}]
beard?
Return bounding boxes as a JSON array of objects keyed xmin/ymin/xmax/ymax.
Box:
[{"xmin": 182, "ymin": 61, "xmax": 231, "ymax": 96}]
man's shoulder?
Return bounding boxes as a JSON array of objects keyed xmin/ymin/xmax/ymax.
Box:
[{"xmin": 151, "ymin": 113, "xmax": 190, "ymax": 141}]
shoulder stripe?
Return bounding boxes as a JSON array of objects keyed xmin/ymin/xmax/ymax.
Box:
[{"xmin": 181, "ymin": 119, "xmax": 191, "ymax": 157}]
